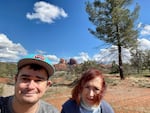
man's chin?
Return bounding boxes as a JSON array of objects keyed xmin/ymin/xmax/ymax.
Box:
[{"xmin": 21, "ymin": 97, "xmax": 38, "ymax": 104}]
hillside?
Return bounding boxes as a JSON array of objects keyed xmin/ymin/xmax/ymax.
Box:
[{"xmin": 0, "ymin": 62, "xmax": 17, "ymax": 78}]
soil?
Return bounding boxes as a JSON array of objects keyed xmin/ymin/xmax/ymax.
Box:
[
  {"xmin": 46, "ymin": 76, "xmax": 150, "ymax": 113},
  {"xmin": 0, "ymin": 77, "xmax": 10, "ymax": 83},
  {"xmin": 0, "ymin": 76, "xmax": 150, "ymax": 113}
]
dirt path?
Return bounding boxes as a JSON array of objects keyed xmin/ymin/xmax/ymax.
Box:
[{"xmin": 105, "ymin": 85, "xmax": 150, "ymax": 113}]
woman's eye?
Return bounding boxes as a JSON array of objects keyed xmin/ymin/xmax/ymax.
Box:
[
  {"xmin": 95, "ymin": 87, "xmax": 100, "ymax": 91},
  {"xmin": 94, "ymin": 88, "xmax": 101, "ymax": 93},
  {"xmin": 84, "ymin": 86, "xmax": 90, "ymax": 89}
]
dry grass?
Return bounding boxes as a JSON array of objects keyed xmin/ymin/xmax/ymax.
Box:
[
  {"xmin": 45, "ymin": 74, "xmax": 150, "ymax": 113},
  {"xmin": 0, "ymin": 74, "xmax": 150, "ymax": 113}
]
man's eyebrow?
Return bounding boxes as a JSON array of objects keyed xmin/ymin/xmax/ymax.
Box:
[
  {"xmin": 36, "ymin": 75, "xmax": 47, "ymax": 80},
  {"xmin": 20, "ymin": 74, "xmax": 30, "ymax": 78},
  {"xmin": 20, "ymin": 74, "xmax": 46, "ymax": 80}
]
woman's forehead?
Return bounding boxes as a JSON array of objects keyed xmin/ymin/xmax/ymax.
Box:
[{"xmin": 85, "ymin": 77, "xmax": 102, "ymax": 85}]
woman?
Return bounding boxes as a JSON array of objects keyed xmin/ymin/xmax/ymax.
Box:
[{"xmin": 61, "ymin": 68, "xmax": 114, "ymax": 113}]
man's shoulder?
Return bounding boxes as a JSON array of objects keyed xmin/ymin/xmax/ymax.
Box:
[
  {"xmin": 0, "ymin": 96, "xmax": 10, "ymax": 105},
  {"xmin": 0, "ymin": 96, "xmax": 12, "ymax": 113},
  {"xmin": 38, "ymin": 100, "xmax": 59, "ymax": 113}
]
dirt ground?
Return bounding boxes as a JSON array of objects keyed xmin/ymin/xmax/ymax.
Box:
[
  {"xmin": 45, "ymin": 76, "xmax": 150, "ymax": 113},
  {"xmin": 0, "ymin": 76, "xmax": 150, "ymax": 113},
  {"xmin": 0, "ymin": 77, "xmax": 10, "ymax": 83}
]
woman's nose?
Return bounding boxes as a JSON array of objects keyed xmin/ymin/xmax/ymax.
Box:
[{"xmin": 89, "ymin": 89, "xmax": 95, "ymax": 97}]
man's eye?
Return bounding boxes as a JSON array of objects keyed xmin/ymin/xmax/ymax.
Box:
[
  {"xmin": 35, "ymin": 79, "xmax": 43, "ymax": 82},
  {"xmin": 21, "ymin": 78, "xmax": 29, "ymax": 82}
]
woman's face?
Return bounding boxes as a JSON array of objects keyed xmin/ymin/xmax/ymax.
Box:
[{"xmin": 81, "ymin": 76, "xmax": 102, "ymax": 107}]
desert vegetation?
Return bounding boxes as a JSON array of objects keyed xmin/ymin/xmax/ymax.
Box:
[{"xmin": 0, "ymin": 61, "xmax": 150, "ymax": 113}]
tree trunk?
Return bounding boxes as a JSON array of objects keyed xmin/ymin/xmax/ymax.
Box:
[{"xmin": 118, "ymin": 45, "xmax": 124, "ymax": 80}]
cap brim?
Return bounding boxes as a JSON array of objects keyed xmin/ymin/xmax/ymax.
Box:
[{"xmin": 18, "ymin": 58, "xmax": 55, "ymax": 77}]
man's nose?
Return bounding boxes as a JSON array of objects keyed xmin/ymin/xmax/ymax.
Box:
[{"xmin": 27, "ymin": 80, "xmax": 36, "ymax": 88}]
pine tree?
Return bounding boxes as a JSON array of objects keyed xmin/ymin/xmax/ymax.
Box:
[{"xmin": 86, "ymin": 0, "xmax": 140, "ymax": 79}]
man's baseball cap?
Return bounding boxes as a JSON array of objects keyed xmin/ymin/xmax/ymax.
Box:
[{"xmin": 17, "ymin": 54, "xmax": 55, "ymax": 78}]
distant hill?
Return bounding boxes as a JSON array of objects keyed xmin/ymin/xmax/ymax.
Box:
[{"xmin": 0, "ymin": 62, "xmax": 17, "ymax": 78}]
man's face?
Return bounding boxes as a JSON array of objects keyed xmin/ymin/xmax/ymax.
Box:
[{"xmin": 14, "ymin": 65, "xmax": 51, "ymax": 104}]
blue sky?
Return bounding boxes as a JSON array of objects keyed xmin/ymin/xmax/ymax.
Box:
[{"xmin": 0, "ymin": 0, "xmax": 150, "ymax": 64}]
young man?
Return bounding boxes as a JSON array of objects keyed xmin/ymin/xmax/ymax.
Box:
[{"xmin": 0, "ymin": 54, "xmax": 59, "ymax": 113}]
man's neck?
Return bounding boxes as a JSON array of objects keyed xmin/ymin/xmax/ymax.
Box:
[{"xmin": 12, "ymin": 96, "xmax": 39, "ymax": 113}]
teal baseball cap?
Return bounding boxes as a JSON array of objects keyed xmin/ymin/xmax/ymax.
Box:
[{"xmin": 17, "ymin": 54, "xmax": 55, "ymax": 77}]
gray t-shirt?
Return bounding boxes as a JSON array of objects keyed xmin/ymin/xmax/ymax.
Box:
[
  {"xmin": 0, "ymin": 96, "xmax": 59, "ymax": 113},
  {"xmin": 37, "ymin": 100, "xmax": 60, "ymax": 113}
]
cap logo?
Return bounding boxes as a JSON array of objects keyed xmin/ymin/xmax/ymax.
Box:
[{"xmin": 34, "ymin": 54, "xmax": 45, "ymax": 61}]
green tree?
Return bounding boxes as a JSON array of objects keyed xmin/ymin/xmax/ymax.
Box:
[
  {"xmin": 86, "ymin": 0, "xmax": 140, "ymax": 79},
  {"xmin": 143, "ymin": 50, "xmax": 150, "ymax": 71},
  {"xmin": 74, "ymin": 60, "xmax": 101, "ymax": 75},
  {"xmin": 130, "ymin": 49, "xmax": 144, "ymax": 74},
  {"xmin": 110, "ymin": 60, "xmax": 119, "ymax": 74}
]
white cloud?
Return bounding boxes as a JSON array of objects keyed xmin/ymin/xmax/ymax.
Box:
[
  {"xmin": 1, "ymin": 34, "xmax": 150, "ymax": 65},
  {"xmin": 0, "ymin": 34, "xmax": 27, "ymax": 62},
  {"xmin": 72, "ymin": 52, "xmax": 90, "ymax": 64},
  {"xmin": 138, "ymin": 38, "xmax": 150, "ymax": 50},
  {"xmin": 140, "ymin": 24, "xmax": 150, "ymax": 35},
  {"xmin": 36, "ymin": 49, "xmax": 46, "ymax": 54},
  {"xmin": 50, "ymin": 38, "xmax": 150, "ymax": 64},
  {"xmin": 137, "ymin": 22, "xmax": 142, "ymax": 28},
  {"xmin": 92, "ymin": 45, "xmax": 131, "ymax": 64},
  {"xmin": 46, "ymin": 54, "xmax": 59, "ymax": 64},
  {"xmin": 0, "ymin": 34, "xmax": 60, "ymax": 63},
  {"xmin": 91, "ymin": 38, "xmax": 150, "ymax": 64},
  {"xmin": 26, "ymin": 1, "xmax": 68, "ymax": 24}
]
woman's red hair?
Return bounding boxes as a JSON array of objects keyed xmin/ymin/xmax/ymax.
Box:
[{"xmin": 71, "ymin": 68, "xmax": 106, "ymax": 105}]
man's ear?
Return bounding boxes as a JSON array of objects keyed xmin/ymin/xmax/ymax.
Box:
[
  {"xmin": 15, "ymin": 74, "xmax": 18, "ymax": 83},
  {"xmin": 47, "ymin": 80, "xmax": 52, "ymax": 87}
]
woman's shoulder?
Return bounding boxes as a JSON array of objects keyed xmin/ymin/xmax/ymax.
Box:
[
  {"xmin": 62, "ymin": 99, "xmax": 77, "ymax": 107},
  {"xmin": 101, "ymin": 100, "xmax": 114, "ymax": 113},
  {"xmin": 61, "ymin": 99, "xmax": 80, "ymax": 113},
  {"xmin": 101, "ymin": 100, "xmax": 110, "ymax": 105}
]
